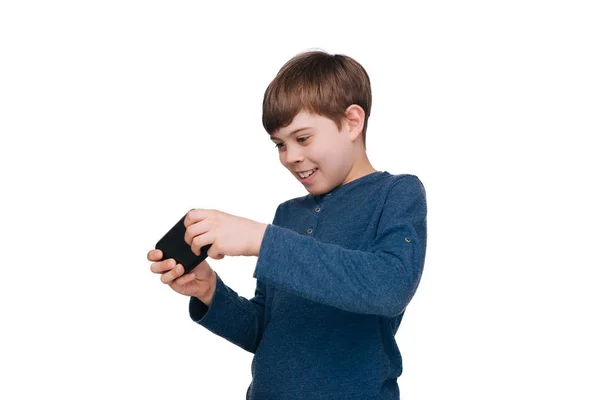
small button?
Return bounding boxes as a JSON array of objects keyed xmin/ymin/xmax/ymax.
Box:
[
  {"xmin": 326, "ymin": 193, "xmax": 331, "ymax": 196},
  {"xmin": 404, "ymin": 237, "xmax": 411, "ymax": 243},
  {"xmin": 307, "ymin": 228, "xmax": 313, "ymax": 234},
  {"xmin": 315, "ymin": 207, "xmax": 321, "ymax": 212}
]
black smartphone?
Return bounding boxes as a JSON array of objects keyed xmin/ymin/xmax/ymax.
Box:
[{"xmin": 155, "ymin": 212, "xmax": 212, "ymax": 275}]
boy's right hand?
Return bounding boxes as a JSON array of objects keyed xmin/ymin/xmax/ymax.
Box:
[{"xmin": 148, "ymin": 249, "xmax": 217, "ymax": 306}]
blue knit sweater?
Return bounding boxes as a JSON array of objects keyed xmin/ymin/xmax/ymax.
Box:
[{"xmin": 189, "ymin": 171, "xmax": 427, "ymax": 399}]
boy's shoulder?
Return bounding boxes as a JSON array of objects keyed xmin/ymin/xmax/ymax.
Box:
[
  {"xmin": 389, "ymin": 172, "xmax": 422, "ymax": 184},
  {"xmin": 388, "ymin": 173, "xmax": 425, "ymax": 191}
]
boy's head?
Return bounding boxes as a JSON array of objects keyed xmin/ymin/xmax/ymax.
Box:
[{"xmin": 263, "ymin": 50, "xmax": 375, "ymax": 196}]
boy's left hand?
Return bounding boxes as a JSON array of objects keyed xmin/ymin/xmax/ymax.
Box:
[{"xmin": 183, "ymin": 209, "xmax": 268, "ymax": 260}]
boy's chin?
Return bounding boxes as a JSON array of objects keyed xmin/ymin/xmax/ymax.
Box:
[{"xmin": 306, "ymin": 186, "xmax": 331, "ymax": 196}]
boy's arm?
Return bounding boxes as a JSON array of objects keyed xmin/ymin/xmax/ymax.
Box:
[
  {"xmin": 254, "ymin": 175, "xmax": 427, "ymax": 318},
  {"xmin": 188, "ymin": 204, "xmax": 288, "ymax": 351},
  {"xmin": 189, "ymin": 276, "xmax": 266, "ymax": 353}
]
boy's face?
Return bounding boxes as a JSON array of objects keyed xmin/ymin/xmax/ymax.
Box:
[{"xmin": 270, "ymin": 109, "xmax": 359, "ymax": 196}]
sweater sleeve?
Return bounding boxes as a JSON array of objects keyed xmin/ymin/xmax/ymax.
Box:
[
  {"xmin": 188, "ymin": 274, "xmax": 266, "ymax": 353},
  {"xmin": 253, "ymin": 175, "xmax": 427, "ymax": 318}
]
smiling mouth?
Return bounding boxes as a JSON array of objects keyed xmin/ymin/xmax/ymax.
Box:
[{"xmin": 298, "ymin": 168, "xmax": 317, "ymax": 178}]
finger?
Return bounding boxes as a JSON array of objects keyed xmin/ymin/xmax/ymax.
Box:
[
  {"xmin": 184, "ymin": 209, "xmax": 206, "ymax": 229},
  {"xmin": 189, "ymin": 259, "xmax": 209, "ymax": 274},
  {"xmin": 184, "ymin": 209, "xmax": 209, "ymax": 230},
  {"xmin": 173, "ymin": 272, "xmax": 196, "ymax": 286},
  {"xmin": 206, "ymin": 245, "xmax": 223, "ymax": 260},
  {"xmin": 184, "ymin": 221, "xmax": 208, "ymax": 246},
  {"xmin": 192, "ymin": 234, "xmax": 213, "ymax": 256},
  {"xmin": 151, "ymin": 258, "xmax": 176, "ymax": 274},
  {"xmin": 183, "ymin": 209, "xmax": 195, "ymax": 228},
  {"xmin": 208, "ymin": 250, "xmax": 224, "ymax": 260},
  {"xmin": 147, "ymin": 249, "xmax": 163, "ymax": 261},
  {"xmin": 161, "ymin": 263, "xmax": 185, "ymax": 284}
]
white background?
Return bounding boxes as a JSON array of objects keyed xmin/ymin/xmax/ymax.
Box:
[{"xmin": 1, "ymin": 1, "xmax": 598, "ymax": 399}]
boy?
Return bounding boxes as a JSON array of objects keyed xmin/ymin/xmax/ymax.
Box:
[{"xmin": 148, "ymin": 50, "xmax": 427, "ymax": 399}]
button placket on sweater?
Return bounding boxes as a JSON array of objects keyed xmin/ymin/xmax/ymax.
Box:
[{"xmin": 307, "ymin": 194, "xmax": 328, "ymax": 235}]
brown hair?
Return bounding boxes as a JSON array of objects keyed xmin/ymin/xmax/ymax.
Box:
[{"xmin": 262, "ymin": 49, "xmax": 372, "ymax": 148}]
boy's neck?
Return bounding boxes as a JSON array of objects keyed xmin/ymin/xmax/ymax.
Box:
[{"xmin": 343, "ymin": 153, "xmax": 377, "ymax": 185}]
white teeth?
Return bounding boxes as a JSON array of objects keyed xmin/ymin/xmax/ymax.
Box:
[{"xmin": 299, "ymin": 169, "xmax": 316, "ymax": 178}]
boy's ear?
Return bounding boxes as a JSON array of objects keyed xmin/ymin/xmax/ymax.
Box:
[{"xmin": 344, "ymin": 104, "xmax": 365, "ymax": 142}]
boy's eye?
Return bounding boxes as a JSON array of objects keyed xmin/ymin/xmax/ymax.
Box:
[{"xmin": 274, "ymin": 137, "xmax": 309, "ymax": 149}]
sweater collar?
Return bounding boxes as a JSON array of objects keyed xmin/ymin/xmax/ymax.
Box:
[{"xmin": 311, "ymin": 171, "xmax": 388, "ymax": 202}]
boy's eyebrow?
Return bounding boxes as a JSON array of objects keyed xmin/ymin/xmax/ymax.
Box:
[{"xmin": 270, "ymin": 127, "xmax": 312, "ymax": 141}]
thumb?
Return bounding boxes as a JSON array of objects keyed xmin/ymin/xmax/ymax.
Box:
[{"xmin": 207, "ymin": 245, "xmax": 219, "ymax": 260}]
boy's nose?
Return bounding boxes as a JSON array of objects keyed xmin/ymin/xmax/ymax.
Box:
[{"xmin": 284, "ymin": 146, "xmax": 304, "ymax": 164}]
